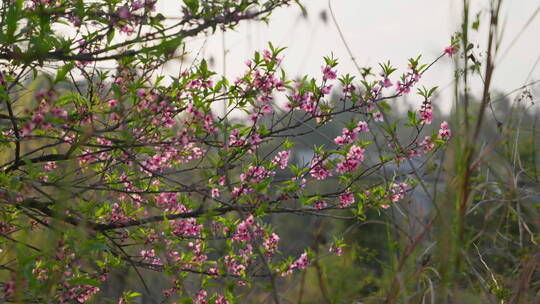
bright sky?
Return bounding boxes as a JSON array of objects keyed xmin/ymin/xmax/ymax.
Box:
[{"xmin": 158, "ymin": 0, "xmax": 540, "ymax": 114}]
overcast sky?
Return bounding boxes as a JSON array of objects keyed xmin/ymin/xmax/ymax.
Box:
[{"xmin": 158, "ymin": 0, "xmax": 540, "ymax": 114}]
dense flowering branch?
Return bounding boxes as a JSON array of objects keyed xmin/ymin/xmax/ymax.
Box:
[{"xmin": 0, "ymin": 0, "xmax": 455, "ymax": 303}]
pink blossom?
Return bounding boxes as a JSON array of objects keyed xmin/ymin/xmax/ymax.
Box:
[
  {"xmin": 293, "ymin": 252, "xmax": 309, "ymax": 269},
  {"xmin": 339, "ymin": 191, "xmax": 355, "ymax": 208},
  {"xmin": 44, "ymin": 161, "xmax": 58, "ymax": 171},
  {"xmin": 356, "ymin": 121, "xmax": 369, "ymax": 133},
  {"xmin": 240, "ymin": 165, "xmax": 275, "ymax": 183},
  {"xmin": 334, "ymin": 127, "xmax": 359, "ymax": 146},
  {"xmin": 194, "ymin": 290, "xmax": 207, "ymax": 304},
  {"xmin": 263, "ymin": 232, "xmax": 280, "ymax": 255},
  {"xmin": 438, "ymin": 121, "xmax": 451, "ymax": 140},
  {"xmin": 155, "ymin": 192, "xmax": 183, "ymax": 212},
  {"xmin": 216, "ymin": 295, "xmax": 229, "ymax": 304},
  {"xmin": 374, "ymin": 111, "xmax": 383, "ymax": 122},
  {"xmin": 284, "ymin": 100, "xmax": 294, "ymax": 111},
  {"xmin": 336, "ymin": 145, "xmax": 364, "ymax": 173},
  {"xmin": 232, "ymin": 215, "xmax": 257, "ymax": 242},
  {"xmin": 3, "ymin": 281, "xmax": 15, "ymax": 297},
  {"xmin": 322, "ymin": 66, "xmax": 337, "ymax": 81},
  {"xmin": 419, "ymin": 99, "xmax": 433, "ymax": 124},
  {"xmin": 133, "ymin": 0, "xmax": 144, "ymax": 10},
  {"xmin": 396, "ymin": 81, "xmax": 411, "ymax": 95},
  {"xmin": 211, "ymin": 188, "xmax": 220, "ymax": 198},
  {"xmin": 108, "ymin": 203, "xmax": 134, "ymax": 225},
  {"xmin": 421, "ymin": 136, "xmax": 435, "ymax": 152},
  {"xmin": 51, "ymin": 108, "xmax": 68, "ymax": 120},
  {"xmin": 380, "ymin": 77, "xmax": 393, "ymax": 88},
  {"xmin": 408, "ymin": 149, "xmax": 420, "ymax": 159},
  {"xmin": 309, "ymin": 157, "xmax": 332, "ymax": 180},
  {"xmin": 314, "ymin": 200, "xmax": 328, "ymax": 210},
  {"xmin": 272, "ymin": 150, "xmax": 291, "ymax": 169},
  {"xmin": 444, "ymin": 45, "xmax": 458, "ymax": 57},
  {"xmin": 321, "ymin": 85, "xmax": 332, "ymax": 95},
  {"xmin": 224, "ymin": 256, "xmax": 247, "ymax": 276},
  {"xmin": 117, "ymin": 6, "xmax": 131, "ymax": 19},
  {"xmin": 382, "ymin": 182, "xmax": 409, "ymax": 208},
  {"xmin": 263, "ymin": 49, "xmax": 272, "ymax": 61},
  {"xmin": 261, "ymin": 104, "xmax": 272, "ymax": 115},
  {"xmin": 136, "ymin": 88, "xmax": 146, "ymax": 98},
  {"xmin": 342, "ymin": 84, "xmax": 355, "ymax": 94},
  {"xmin": 329, "ymin": 246, "xmax": 343, "ymax": 256},
  {"xmin": 231, "ymin": 186, "xmax": 250, "ymax": 198},
  {"xmin": 31, "ymin": 112, "xmax": 44, "ymax": 125},
  {"xmin": 170, "ymin": 218, "xmax": 202, "ymax": 237}
]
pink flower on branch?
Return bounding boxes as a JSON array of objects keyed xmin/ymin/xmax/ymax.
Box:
[
  {"xmin": 339, "ymin": 191, "xmax": 355, "ymax": 208},
  {"xmin": 444, "ymin": 45, "xmax": 458, "ymax": 57},
  {"xmin": 322, "ymin": 65, "xmax": 337, "ymax": 81},
  {"xmin": 439, "ymin": 121, "xmax": 452, "ymax": 140}
]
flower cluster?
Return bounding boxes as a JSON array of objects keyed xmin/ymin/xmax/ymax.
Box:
[
  {"xmin": 263, "ymin": 232, "xmax": 280, "ymax": 255},
  {"xmin": 281, "ymin": 252, "xmax": 310, "ymax": 277},
  {"xmin": 420, "ymin": 99, "xmax": 433, "ymax": 124},
  {"xmin": 439, "ymin": 121, "xmax": 452, "ymax": 140},
  {"xmin": 391, "ymin": 183, "xmax": 409, "ymax": 202},
  {"xmin": 272, "ymin": 150, "xmax": 291, "ymax": 169},
  {"xmin": 240, "ymin": 165, "xmax": 276, "ymax": 184},
  {"xmin": 339, "ymin": 191, "xmax": 356, "ymax": 208},
  {"xmin": 310, "ymin": 156, "xmax": 333, "ymax": 180},
  {"xmin": 336, "ymin": 145, "xmax": 365, "ymax": 173},
  {"xmin": 334, "ymin": 121, "xmax": 369, "ymax": 146},
  {"xmin": 232, "ymin": 215, "xmax": 262, "ymax": 243}
]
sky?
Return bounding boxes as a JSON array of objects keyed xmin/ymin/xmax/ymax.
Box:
[{"xmin": 157, "ymin": 0, "xmax": 540, "ymax": 114}]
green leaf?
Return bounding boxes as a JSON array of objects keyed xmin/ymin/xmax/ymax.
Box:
[
  {"xmin": 283, "ymin": 138, "xmax": 294, "ymax": 150},
  {"xmin": 294, "ymin": 0, "xmax": 308, "ymax": 17},
  {"xmin": 407, "ymin": 110, "xmax": 418, "ymax": 127},
  {"xmin": 107, "ymin": 29, "xmax": 115, "ymax": 44},
  {"xmin": 356, "ymin": 202, "xmax": 365, "ymax": 220},
  {"xmin": 55, "ymin": 62, "xmax": 75, "ymax": 83},
  {"xmin": 428, "ymin": 86, "xmax": 438, "ymax": 97},
  {"xmin": 255, "ymin": 201, "xmax": 269, "ymax": 216},
  {"xmin": 183, "ymin": 0, "xmax": 199, "ymax": 13},
  {"xmin": 472, "ymin": 12, "xmax": 481, "ymax": 31},
  {"xmin": 5, "ymin": 0, "xmax": 22, "ymax": 43},
  {"xmin": 126, "ymin": 292, "xmax": 141, "ymax": 299},
  {"xmin": 304, "ymin": 195, "xmax": 320, "ymax": 206},
  {"xmin": 199, "ymin": 59, "xmax": 208, "ymax": 75}
]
